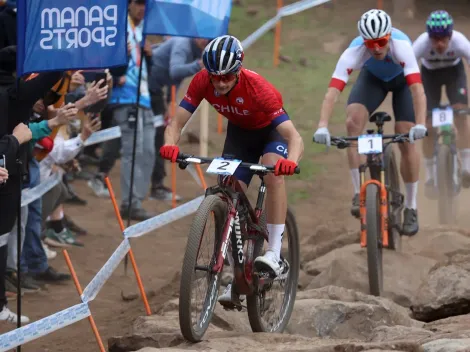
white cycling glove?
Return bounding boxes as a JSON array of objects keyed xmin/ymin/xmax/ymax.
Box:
[
  {"xmin": 409, "ymin": 124, "xmax": 427, "ymax": 144},
  {"xmin": 313, "ymin": 127, "xmax": 331, "ymax": 147}
]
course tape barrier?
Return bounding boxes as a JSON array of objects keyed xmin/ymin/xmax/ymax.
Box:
[
  {"xmin": 21, "ymin": 169, "xmax": 63, "ymax": 208},
  {"xmin": 81, "ymin": 239, "xmax": 131, "ymax": 303},
  {"xmin": 0, "ymin": 0, "xmax": 327, "ymax": 348},
  {"xmin": 124, "ymin": 195, "xmax": 204, "ymax": 238},
  {"xmin": 181, "ymin": 0, "xmax": 330, "ymax": 135},
  {"xmin": 83, "ymin": 126, "xmax": 122, "ymax": 147},
  {"xmin": 0, "ymin": 303, "xmax": 91, "ymax": 352}
]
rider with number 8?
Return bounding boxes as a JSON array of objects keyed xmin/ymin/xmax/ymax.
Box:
[
  {"xmin": 160, "ymin": 35, "xmax": 304, "ymax": 306},
  {"xmin": 313, "ymin": 9, "xmax": 427, "ymax": 236},
  {"xmin": 413, "ymin": 10, "xmax": 470, "ymax": 194}
]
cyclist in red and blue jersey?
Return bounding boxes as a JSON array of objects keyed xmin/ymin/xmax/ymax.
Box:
[
  {"xmin": 313, "ymin": 9, "xmax": 427, "ymax": 236},
  {"xmin": 160, "ymin": 35, "xmax": 304, "ymax": 307}
]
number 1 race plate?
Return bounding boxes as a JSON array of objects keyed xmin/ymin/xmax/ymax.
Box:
[
  {"xmin": 358, "ymin": 134, "xmax": 383, "ymax": 155},
  {"xmin": 206, "ymin": 158, "xmax": 242, "ymax": 175}
]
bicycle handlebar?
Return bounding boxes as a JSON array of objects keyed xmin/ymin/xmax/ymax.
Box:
[
  {"xmin": 176, "ymin": 153, "xmax": 301, "ymax": 175},
  {"xmin": 329, "ymin": 133, "xmax": 410, "ymax": 149}
]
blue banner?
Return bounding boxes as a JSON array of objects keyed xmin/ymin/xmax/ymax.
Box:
[
  {"xmin": 16, "ymin": 0, "xmax": 128, "ymax": 76},
  {"xmin": 144, "ymin": 0, "xmax": 231, "ymax": 39}
]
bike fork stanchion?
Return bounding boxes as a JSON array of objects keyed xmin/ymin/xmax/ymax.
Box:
[
  {"xmin": 359, "ymin": 179, "xmax": 389, "ymax": 247},
  {"xmin": 104, "ymin": 177, "xmax": 152, "ymax": 316}
]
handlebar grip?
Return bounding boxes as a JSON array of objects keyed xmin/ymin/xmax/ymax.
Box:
[{"xmin": 294, "ymin": 166, "xmax": 300, "ymax": 174}]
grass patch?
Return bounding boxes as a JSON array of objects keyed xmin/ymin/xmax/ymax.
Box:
[{"xmin": 288, "ymin": 189, "xmax": 311, "ymax": 203}]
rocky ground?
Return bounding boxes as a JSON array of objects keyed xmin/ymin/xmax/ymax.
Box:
[{"xmin": 108, "ymin": 225, "xmax": 470, "ymax": 352}]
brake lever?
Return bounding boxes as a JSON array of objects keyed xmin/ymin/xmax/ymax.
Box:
[{"xmin": 178, "ymin": 160, "xmax": 189, "ymax": 170}]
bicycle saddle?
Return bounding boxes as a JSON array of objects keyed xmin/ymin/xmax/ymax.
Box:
[{"xmin": 369, "ymin": 111, "xmax": 392, "ymax": 124}]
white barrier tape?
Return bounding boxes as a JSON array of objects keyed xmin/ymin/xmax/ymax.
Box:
[
  {"xmin": 278, "ymin": 0, "xmax": 331, "ymax": 17},
  {"xmin": 124, "ymin": 195, "xmax": 204, "ymax": 239},
  {"xmin": 186, "ymin": 164, "xmax": 202, "ymax": 187},
  {"xmin": 21, "ymin": 170, "xmax": 63, "ymax": 208},
  {"xmin": 241, "ymin": 15, "xmax": 281, "ymax": 49},
  {"xmin": 0, "ymin": 303, "xmax": 90, "ymax": 352},
  {"xmin": 81, "ymin": 239, "xmax": 131, "ymax": 303},
  {"xmin": 0, "ymin": 233, "xmax": 8, "ymax": 248},
  {"xmin": 83, "ymin": 126, "xmax": 122, "ymax": 147}
]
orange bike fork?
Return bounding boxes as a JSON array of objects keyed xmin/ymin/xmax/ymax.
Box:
[{"xmin": 359, "ymin": 179, "xmax": 389, "ymax": 248}]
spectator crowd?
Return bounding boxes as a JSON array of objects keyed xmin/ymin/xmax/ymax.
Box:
[{"xmin": 0, "ymin": 0, "xmax": 210, "ymax": 324}]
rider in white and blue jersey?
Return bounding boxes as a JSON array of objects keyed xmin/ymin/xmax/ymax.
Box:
[{"xmin": 314, "ymin": 9, "xmax": 428, "ymax": 236}]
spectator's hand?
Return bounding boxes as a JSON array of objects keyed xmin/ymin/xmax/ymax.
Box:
[
  {"xmin": 12, "ymin": 123, "xmax": 32, "ymax": 145},
  {"xmin": 85, "ymin": 80, "xmax": 108, "ymax": 107},
  {"xmin": 197, "ymin": 59, "xmax": 204, "ymax": 69},
  {"xmin": 69, "ymin": 70, "xmax": 85, "ymax": 92},
  {"xmin": 0, "ymin": 167, "xmax": 8, "ymax": 183},
  {"xmin": 54, "ymin": 103, "xmax": 78, "ymax": 126},
  {"xmin": 80, "ymin": 115, "xmax": 102, "ymax": 141},
  {"xmin": 118, "ymin": 76, "xmax": 126, "ymax": 86}
]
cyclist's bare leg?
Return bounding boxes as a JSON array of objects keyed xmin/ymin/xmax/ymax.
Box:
[
  {"xmin": 253, "ymin": 152, "xmax": 287, "ymax": 275},
  {"xmin": 345, "ymin": 103, "xmax": 369, "ymax": 217},
  {"xmin": 395, "ymin": 121, "xmax": 420, "ymax": 235},
  {"xmin": 452, "ymin": 103, "xmax": 470, "ymax": 187}
]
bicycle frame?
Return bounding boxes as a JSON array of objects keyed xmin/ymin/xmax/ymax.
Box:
[{"xmin": 206, "ymin": 174, "xmax": 269, "ymax": 296}]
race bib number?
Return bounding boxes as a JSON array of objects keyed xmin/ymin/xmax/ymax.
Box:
[
  {"xmin": 432, "ymin": 107, "xmax": 453, "ymax": 127},
  {"xmin": 358, "ymin": 134, "xmax": 383, "ymax": 155},
  {"xmin": 206, "ymin": 158, "xmax": 241, "ymax": 175}
]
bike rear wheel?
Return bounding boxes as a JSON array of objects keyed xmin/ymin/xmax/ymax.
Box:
[
  {"xmin": 247, "ymin": 206, "xmax": 299, "ymax": 333},
  {"xmin": 179, "ymin": 195, "xmax": 227, "ymax": 342},
  {"xmin": 383, "ymin": 144, "xmax": 402, "ymax": 251},
  {"xmin": 365, "ymin": 184, "xmax": 383, "ymax": 296},
  {"xmin": 437, "ymin": 144, "xmax": 458, "ymax": 225}
]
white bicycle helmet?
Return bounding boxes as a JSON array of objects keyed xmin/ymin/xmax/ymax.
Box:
[
  {"xmin": 202, "ymin": 35, "xmax": 244, "ymax": 75},
  {"xmin": 358, "ymin": 9, "xmax": 392, "ymax": 40}
]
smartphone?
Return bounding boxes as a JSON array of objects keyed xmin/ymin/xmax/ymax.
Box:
[
  {"xmin": 94, "ymin": 72, "xmax": 107, "ymax": 88},
  {"xmin": 82, "ymin": 69, "xmax": 106, "ymax": 83},
  {"xmin": 0, "ymin": 154, "xmax": 5, "ymax": 168}
]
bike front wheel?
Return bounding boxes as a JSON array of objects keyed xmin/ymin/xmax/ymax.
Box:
[
  {"xmin": 365, "ymin": 184, "xmax": 383, "ymax": 296},
  {"xmin": 247, "ymin": 206, "xmax": 300, "ymax": 333},
  {"xmin": 384, "ymin": 144, "xmax": 402, "ymax": 251},
  {"xmin": 179, "ymin": 195, "xmax": 227, "ymax": 342}
]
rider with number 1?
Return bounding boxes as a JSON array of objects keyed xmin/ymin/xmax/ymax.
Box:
[
  {"xmin": 313, "ymin": 9, "xmax": 427, "ymax": 236},
  {"xmin": 412, "ymin": 10, "xmax": 470, "ymax": 193},
  {"xmin": 160, "ymin": 35, "xmax": 304, "ymax": 306}
]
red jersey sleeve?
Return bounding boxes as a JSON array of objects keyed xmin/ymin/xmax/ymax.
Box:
[
  {"xmin": 180, "ymin": 70, "xmax": 209, "ymax": 113},
  {"xmin": 253, "ymin": 78, "xmax": 290, "ymax": 127}
]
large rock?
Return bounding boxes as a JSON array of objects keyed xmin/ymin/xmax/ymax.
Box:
[
  {"xmin": 411, "ymin": 251, "xmax": 470, "ymax": 322},
  {"xmin": 305, "ymin": 245, "xmax": 436, "ymax": 307},
  {"xmin": 421, "ymin": 338, "xmax": 470, "ymax": 352},
  {"xmin": 287, "ymin": 286, "xmax": 421, "ymax": 340},
  {"xmin": 405, "ymin": 231, "xmax": 470, "ymax": 261},
  {"xmin": 368, "ymin": 325, "xmax": 433, "ymax": 343}
]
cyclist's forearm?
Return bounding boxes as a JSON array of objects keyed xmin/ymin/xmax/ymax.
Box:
[
  {"xmin": 164, "ymin": 107, "xmax": 192, "ymax": 145},
  {"xmin": 164, "ymin": 122, "xmax": 182, "ymax": 145},
  {"xmin": 287, "ymin": 134, "xmax": 304, "ymax": 163},
  {"xmin": 410, "ymin": 83, "xmax": 427, "ymax": 125},
  {"xmin": 318, "ymin": 87, "xmax": 340, "ymax": 128}
]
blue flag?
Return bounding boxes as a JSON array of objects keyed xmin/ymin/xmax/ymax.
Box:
[
  {"xmin": 144, "ymin": 0, "xmax": 231, "ymax": 39},
  {"xmin": 16, "ymin": 0, "xmax": 128, "ymax": 77}
]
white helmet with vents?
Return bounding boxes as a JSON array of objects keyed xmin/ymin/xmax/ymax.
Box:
[{"xmin": 358, "ymin": 9, "xmax": 392, "ymax": 40}]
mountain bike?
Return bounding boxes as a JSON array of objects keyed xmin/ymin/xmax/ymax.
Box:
[
  {"xmin": 321, "ymin": 111, "xmax": 409, "ymax": 296},
  {"xmin": 176, "ymin": 152, "xmax": 300, "ymax": 342},
  {"xmin": 426, "ymin": 106, "xmax": 470, "ymax": 225}
]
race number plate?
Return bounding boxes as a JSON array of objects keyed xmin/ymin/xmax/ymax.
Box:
[
  {"xmin": 206, "ymin": 158, "xmax": 242, "ymax": 175},
  {"xmin": 358, "ymin": 134, "xmax": 383, "ymax": 155},
  {"xmin": 432, "ymin": 107, "xmax": 453, "ymax": 127}
]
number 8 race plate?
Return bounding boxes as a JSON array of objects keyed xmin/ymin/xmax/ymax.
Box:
[
  {"xmin": 358, "ymin": 134, "xmax": 383, "ymax": 155},
  {"xmin": 206, "ymin": 158, "xmax": 242, "ymax": 175}
]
